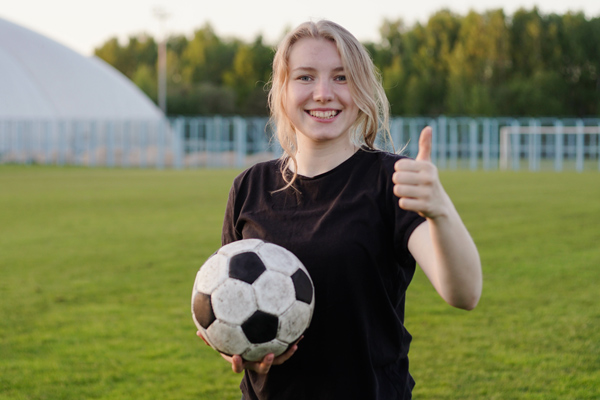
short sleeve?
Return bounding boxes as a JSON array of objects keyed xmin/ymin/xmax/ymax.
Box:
[
  {"xmin": 385, "ymin": 154, "xmax": 426, "ymax": 261},
  {"xmin": 221, "ymin": 182, "xmax": 241, "ymax": 246}
]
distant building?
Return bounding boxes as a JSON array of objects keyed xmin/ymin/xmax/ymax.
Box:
[{"xmin": 0, "ymin": 17, "xmax": 162, "ymax": 120}]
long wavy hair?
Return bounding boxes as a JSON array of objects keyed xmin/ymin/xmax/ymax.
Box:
[{"xmin": 268, "ymin": 20, "xmax": 391, "ymax": 190}]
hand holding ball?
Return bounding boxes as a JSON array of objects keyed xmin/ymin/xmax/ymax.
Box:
[{"xmin": 192, "ymin": 239, "xmax": 315, "ymax": 362}]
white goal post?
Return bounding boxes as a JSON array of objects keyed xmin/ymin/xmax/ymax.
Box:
[{"xmin": 499, "ymin": 125, "xmax": 600, "ymax": 171}]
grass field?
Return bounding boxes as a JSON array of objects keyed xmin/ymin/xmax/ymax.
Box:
[{"xmin": 1, "ymin": 165, "xmax": 599, "ymax": 399}]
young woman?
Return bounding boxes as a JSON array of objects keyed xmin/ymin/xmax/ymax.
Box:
[{"xmin": 197, "ymin": 20, "xmax": 482, "ymax": 400}]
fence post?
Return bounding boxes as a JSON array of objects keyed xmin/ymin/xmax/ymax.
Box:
[
  {"xmin": 528, "ymin": 118, "xmax": 539, "ymax": 171},
  {"xmin": 491, "ymin": 119, "xmax": 499, "ymax": 169},
  {"xmin": 58, "ymin": 121, "xmax": 68, "ymax": 166},
  {"xmin": 15, "ymin": 121, "xmax": 24, "ymax": 164},
  {"xmin": 87, "ymin": 120, "xmax": 95, "ymax": 167},
  {"xmin": 43, "ymin": 121, "xmax": 51, "ymax": 165},
  {"xmin": 408, "ymin": 119, "xmax": 420, "ymax": 159},
  {"xmin": 121, "ymin": 121, "xmax": 130, "ymax": 168},
  {"xmin": 105, "ymin": 121, "xmax": 114, "ymax": 167},
  {"xmin": 598, "ymin": 122, "xmax": 600, "ymax": 172},
  {"xmin": 207, "ymin": 116, "xmax": 222, "ymax": 167},
  {"xmin": 171, "ymin": 118, "xmax": 185, "ymax": 169},
  {"xmin": 553, "ymin": 120, "xmax": 563, "ymax": 172},
  {"xmin": 437, "ymin": 116, "xmax": 447, "ymax": 169},
  {"xmin": 469, "ymin": 119, "xmax": 478, "ymax": 171},
  {"xmin": 392, "ymin": 117, "xmax": 405, "ymax": 152},
  {"xmin": 576, "ymin": 120, "xmax": 584, "ymax": 172},
  {"xmin": 449, "ymin": 119, "xmax": 458, "ymax": 170},
  {"xmin": 0, "ymin": 121, "xmax": 4, "ymax": 162},
  {"xmin": 189, "ymin": 118, "xmax": 200, "ymax": 168},
  {"xmin": 482, "ymin": 118, "xmax": 491, "ymax": 170},
  {"xmin": 25, "ymin": 121, "xmax": 34, "ymax": 164},
  {"xmin": 156, "ymin": 119, "xmax": 166, "ymax": 169},
  {"xmin": 511, "ymin": 120, "xmax": 520, "ymax": 171},
  {"xmin": 233, "ymin": 117, "xmax": 247, "ymax": 168}
]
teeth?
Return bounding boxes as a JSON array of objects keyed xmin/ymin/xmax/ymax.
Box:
[{"xmin": 309, "ymin": 110, "xmax": 338, "ymax": 119}]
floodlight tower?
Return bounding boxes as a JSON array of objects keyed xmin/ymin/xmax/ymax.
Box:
[{"xmin": 153, "ymin": 7, "xmax": 169, "ymax": 115}]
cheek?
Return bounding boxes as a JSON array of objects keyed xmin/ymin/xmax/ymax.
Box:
[
  {"xmin": 284, "ymin": 90, "xmax": 305, "ymax": 116},
  {"xmin": 341, "ymin": 88, "xmax": 358, "ymax": 109},
  {"xmin": 343, "ymin": 99, "xmax": 359, "ymax": 121},
  {"xmin": 283, "ymin": 98, "xmax": 296, "ymax": 120}
]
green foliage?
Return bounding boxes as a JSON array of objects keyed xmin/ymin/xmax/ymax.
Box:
[
  {"xmin": 507, "ymin": 70, "xmax": 568, "ymax": 115},
  {"xmin": 445, "ymin": 10, "xmax": 509, "ymax": 115},
  {"xmin": 1, "ymin": 166, "xmax": 599, "ymax": 399},
  {"xmin": 95, "ymin": 34, "xmax": 157, "ymax": 80},
  {"xmin": 180, "ymin": 24, "xmax": 238, "ymax": 86},
  {"xmin": 93, "ymin": 8, "xmax": 600, "ymax": 117},
  {"xmin": 222, "ymin": 37, "xmax": 273, "ymax": 115},
  {"xmin": 167, "ymin": 83, "xmax": 236, "ymax": 115},
  {"xmin": 133, "ymin": 64, "xmax": 158, "ymax": 102}
]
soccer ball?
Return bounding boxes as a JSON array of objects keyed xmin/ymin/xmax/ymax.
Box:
[{"xmin": 192, "ymin": 239, "xmax": 315, "ymax": 362}]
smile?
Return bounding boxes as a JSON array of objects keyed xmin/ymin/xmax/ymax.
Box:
[{"xmin": 307, "ymin": 110, "xmax": 340, "ymax": 119}]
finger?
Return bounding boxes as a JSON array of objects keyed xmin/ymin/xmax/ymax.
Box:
[
  {"xmin": 393, "ymin": 184, "xmax": 430, "ymax": 200},
  {"xmin": 220, "ymin": 352, "xmax": 233, "ymax": 362},
  {"xmin": 231, "ymin": 355, "xmax": 246, "ymax": 374},
  {"xmin": 398, "ymin": 197, "xmax": 429, "ymax": 216},
  {"xmin": 253, "ymin": 353, "xmax": 275, "ymax": 374},
  {"xmin": 392, "ymin": 171, "xmax": 422, "ymax": 186},
  {"xmin": 196, "ymin": 331, "xmax": 211, "ymax": 347},
  {"xmin": 273, "ymin": 344, "xmax": 298, "ymax": 365},
  {"xmin": 272, "ymin": 335, "xmax": 302, "ymax": 365},
  {"xmin": 394, "ymin": 158, "xmax": 420, "ymax": 173},
  {"xmin": 416, "ymin": 126, "xmax": 432, "ymax": 162}
]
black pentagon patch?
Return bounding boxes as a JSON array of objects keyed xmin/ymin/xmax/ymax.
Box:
[
  {"xmin": 193, "ymin": 292, "xmax": 215, "ymax": 329},
  {"xmin": 229, "ymin": 252, "xmax": 266, "ymax": 284},
  {"xmin": 291, "ymin": 269, "xmax": 313, "ymax": 304},
  {"xmin": 241, "ymin": 310, "xmax": 279, "ymax": 343}
]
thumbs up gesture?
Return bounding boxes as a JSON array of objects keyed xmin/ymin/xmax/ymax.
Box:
[{"xmin": 393, "ymin": 126, "xmax": 450, "ymax": 219}]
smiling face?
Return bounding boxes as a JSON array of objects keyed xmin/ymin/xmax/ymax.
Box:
[{"xmin": 284, "ymin": 38, "xmax": 359, "ymax": 150}]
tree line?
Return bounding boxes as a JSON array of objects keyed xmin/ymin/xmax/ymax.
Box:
[{"xmin": 94, "ymin": 8, "xmax": 600, "ymax": 117}]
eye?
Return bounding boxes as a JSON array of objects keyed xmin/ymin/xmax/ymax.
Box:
[
  {"xmin": 297, "ymin": 75, "xmax": 312, "ymax": 82},
  {"xmin": 334, "ymin": 75, "xmax": 347, "ymax": 82}
]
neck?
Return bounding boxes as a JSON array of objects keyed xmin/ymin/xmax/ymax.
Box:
[{"xmin": 293, "ymin": 139, "xmax": 358, "ymax": 178}]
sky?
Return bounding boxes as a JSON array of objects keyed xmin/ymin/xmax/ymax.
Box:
[{"xmin": 2, "ymin": 0, "xmax": 600, "ymax": 56}]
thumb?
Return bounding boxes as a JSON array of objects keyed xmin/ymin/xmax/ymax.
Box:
[{"xmin": 416, "ymin": 126, "xmax": 432, "ymax": 162}]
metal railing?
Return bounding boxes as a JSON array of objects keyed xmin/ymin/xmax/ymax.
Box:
[{"xmin": 1, "ymin": 116, "xmax": 599, "ymax": 171}]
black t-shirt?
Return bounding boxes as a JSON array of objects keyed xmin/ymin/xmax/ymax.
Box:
[{"xmin": 222, "ymin": 147, "xmax": 426, "ymax": 400}]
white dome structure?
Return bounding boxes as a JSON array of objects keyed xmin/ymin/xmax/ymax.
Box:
[{"xmin": 0, "ymin": 17, "xmax": 163, "ymax": 120}]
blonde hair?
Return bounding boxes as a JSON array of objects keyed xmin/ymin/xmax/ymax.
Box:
[{"xmin": 268, "ymin": 20, "xmax": 391, "ymax": 189}]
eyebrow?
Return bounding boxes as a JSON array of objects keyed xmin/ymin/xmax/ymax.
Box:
[{"xmin": 291, "ymin": 66, "xmax": 345, "ymax": 73}]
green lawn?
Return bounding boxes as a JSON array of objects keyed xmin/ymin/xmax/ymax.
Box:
[{"xmin": 1, "ymin": 165, "xmax": 598, "ymax": 399}]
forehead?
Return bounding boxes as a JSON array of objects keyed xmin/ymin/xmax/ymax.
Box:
[{"xmin": 288, "ymin": 38, "xmax": 342, "ymax": 69}]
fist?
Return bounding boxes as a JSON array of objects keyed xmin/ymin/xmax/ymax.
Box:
[{"xmin": 392, "ymin": 126, "xmax": 448, "ymax": 219}]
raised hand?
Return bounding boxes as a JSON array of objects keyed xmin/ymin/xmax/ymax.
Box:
[{"xmin": 392, "ymin": 126, "xmax": 450, "ymax": 219}]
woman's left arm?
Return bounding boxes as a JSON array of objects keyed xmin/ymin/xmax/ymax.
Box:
[{"xmin": 393, "ymin": 127, "xmax": 482, "ymax": 310}]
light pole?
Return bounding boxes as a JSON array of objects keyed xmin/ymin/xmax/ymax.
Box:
[{"xmin": 153, "ymin": 7, "xmax": 169, "ymax": 115}]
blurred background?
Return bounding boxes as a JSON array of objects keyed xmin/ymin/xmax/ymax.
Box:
[
  {"xmin": 2, "ymin": 0, "xmax": 600, "ymax": 170},
  {"xmin": 1, "ymin": 0, "xmax": 599, "ymax": 171},
  {"xmin": 4, "ymin": 0, "xmax": 600, "ymax": 117}
]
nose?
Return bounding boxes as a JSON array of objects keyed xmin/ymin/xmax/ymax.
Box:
[{"xmin": 313, "ymin": 79, "xmax": 334, "ymax": 103}]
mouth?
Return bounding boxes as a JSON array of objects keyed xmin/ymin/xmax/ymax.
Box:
[{"xmin": 307, "ymin": 110, "xmax": 340, "ymax": 119}]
